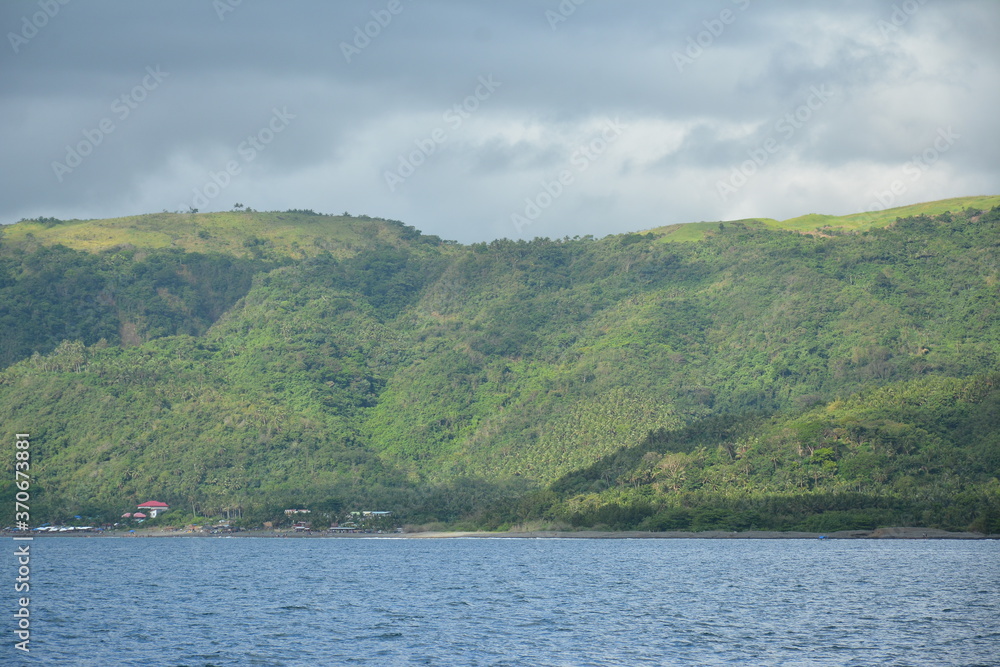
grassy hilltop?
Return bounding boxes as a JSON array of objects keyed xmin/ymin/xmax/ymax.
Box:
[
  {"xmin": 1, "ymin": 198, "xmax": 998, "ymax": 532},
  {"xmin": 648, "ymin": 195, "xmax": 1000, "ymax": 242},
  {"xmin": 0, "ymin": 209, "xmax": 449, "ymax": 259}
]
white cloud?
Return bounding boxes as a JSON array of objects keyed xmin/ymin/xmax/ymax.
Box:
[{"xmin": 1, "ymin": 0, "xmax": 996, "ymax": 239}]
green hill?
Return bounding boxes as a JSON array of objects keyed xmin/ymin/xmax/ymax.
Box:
[
  {"xmin": 1, "ymin": 198, "xmax": 998, "ymax": 532},
  {"xmin": 647, "ymin": 195, "xmax": 1000, "ymax": 242},
  {"xmin": 1, "ymin": 209, "xmax": 449, "ymax": 259}
]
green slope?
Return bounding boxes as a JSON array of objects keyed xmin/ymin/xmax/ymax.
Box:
[
  {"xmin": 538, "ymin": 374, "xmax": 1000, "ymax": 533},
  {"xmin": 1, "ymin": 210, "xmax": 447, "ymax": 259},
  {"xmin": 647, "ymin": 195, "xmax": 1000, "ymax": 242},
  {"xmin": 774, "ymin": 195, "xmax": 1000, "ymax": 232},
  {"xmin": 1, "ymin": 200, "xmax": 998, "ymax": 531},
  {"xmin": 0, "ymin": 211, "xmax": 447, "ymax": 368}
]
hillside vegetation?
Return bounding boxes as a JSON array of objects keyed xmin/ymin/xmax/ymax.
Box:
[{"xmin": 1, "ymin": 200, "xmax": 997, "ymax": 532}]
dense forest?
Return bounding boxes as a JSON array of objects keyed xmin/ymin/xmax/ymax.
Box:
[{"xmin": 1, "ymin": 200, "xmax": 998, "ymax": 532}]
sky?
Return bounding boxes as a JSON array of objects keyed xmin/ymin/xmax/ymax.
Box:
[{"xmin": 1, "ymin": 0, "xmax": 997, "ymax": 243}]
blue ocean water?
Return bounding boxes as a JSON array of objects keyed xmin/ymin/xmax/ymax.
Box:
[{"xmin": 4, "ymin": 537, "xmax": 998, "ymax": 666}]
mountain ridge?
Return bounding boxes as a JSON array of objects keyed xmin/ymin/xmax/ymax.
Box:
[
  {"xmin": 6, "ymin": 195, "xmax": 998, "ymax": 256},
  {"xmin": 1, "ymin": 197, "xmax": 997, "ymax": 532}
]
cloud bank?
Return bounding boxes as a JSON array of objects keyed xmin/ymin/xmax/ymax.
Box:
[{"xmin": 1, "ymin": 0, "xmax": 997, "ymax": 242}]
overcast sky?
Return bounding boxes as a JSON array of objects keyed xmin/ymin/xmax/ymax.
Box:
[{"xmin": 1, "ymin": 0, "xmax": 997, "ymax": 243}]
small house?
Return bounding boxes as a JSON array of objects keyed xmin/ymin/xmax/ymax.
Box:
[
  {"xmin": 329, "ymin": 525, "xmax": 355, "ymax": 533},
  {"xmin": 137, "ymin": 501, "xmax": 169, "ymax": 518}
]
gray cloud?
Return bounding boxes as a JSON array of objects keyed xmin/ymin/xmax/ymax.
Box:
[{"xmin": 1, "ymin": 0, "xmax": 997, "ymax": 243}]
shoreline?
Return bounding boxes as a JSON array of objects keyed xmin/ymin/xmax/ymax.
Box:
[
  {"xmin": 408, "ymin": 527, "xmax": 994, "ymax": 540},
  {"xmin": 10, "ymin": 526, "xmax": 995, "ymax": 540}
]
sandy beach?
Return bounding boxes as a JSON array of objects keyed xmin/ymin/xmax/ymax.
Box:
[{"xmin": 403, "ymin": 527, "xmax": 993, "ymax": 540}]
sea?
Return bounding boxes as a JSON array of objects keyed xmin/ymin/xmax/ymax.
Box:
[{"xmin": 4, "ymin": 536, "xmax": 998, "ymax": 666}]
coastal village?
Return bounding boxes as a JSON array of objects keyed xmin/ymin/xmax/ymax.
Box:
[{"xmin": 11, "ymin": 501, "xmax": 400, "ymax": 536}]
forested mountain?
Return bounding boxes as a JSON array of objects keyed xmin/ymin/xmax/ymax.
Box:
[{"xmin": 2, "ymin": 198, "xmax": 998, "ymax": 532}]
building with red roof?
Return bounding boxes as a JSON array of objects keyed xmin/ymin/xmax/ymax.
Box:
[{"xmin": 137, "ymin": 501, "xmax": 169, "ymax": 518}]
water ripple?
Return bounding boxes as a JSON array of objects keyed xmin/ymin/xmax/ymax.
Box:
[{"xmin": 4, "ymin": 537, "xmax": 997, "ymax": 665}]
